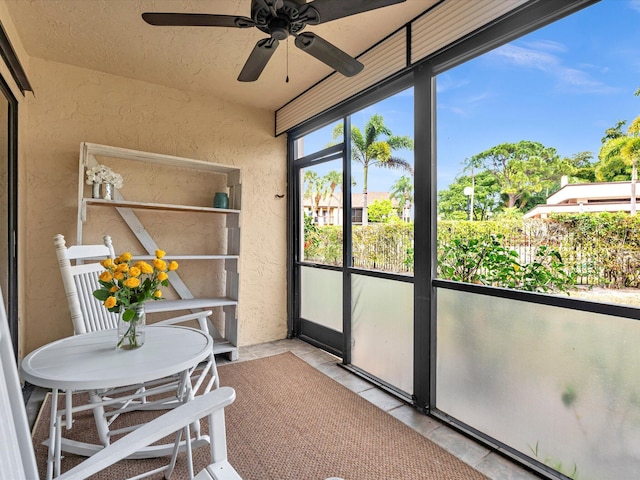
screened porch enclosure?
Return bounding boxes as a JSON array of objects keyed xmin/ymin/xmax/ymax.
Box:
[{"xmin": 287, "ymin": 0, "xmax": 640, "ymax": 478}]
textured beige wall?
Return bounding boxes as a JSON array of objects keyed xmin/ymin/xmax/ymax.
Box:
[
  {"xmin": 0, "ymin": 0, "xmax": 30, "ymax": 360},
  {"xmin": 23, "ymin": 58, "xmax": 288, "ymax": 354}
]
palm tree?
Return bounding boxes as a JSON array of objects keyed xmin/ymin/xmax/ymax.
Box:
[
  {"xmin": 390, "ymin": 176, "xmax": 414, "ymax": 221},
  {"xmin": 303, "ymin": 170, "xmax": 328, "ymax": 223},
  {"xmin": 599, "ymin": 114, "xmax": 640, "ymax": 215},
  {"xmin": 332, "ymin": 114, "xmax": 413, "ymax": 225},
  {"xmin": 324, "ymin": 170, "xmax": 342, "ymax": 224}
]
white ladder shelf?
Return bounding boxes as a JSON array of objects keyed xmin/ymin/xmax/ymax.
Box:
[{"xmin": 76, "ymin": 142, "xmax": 241, "ymax": 360}]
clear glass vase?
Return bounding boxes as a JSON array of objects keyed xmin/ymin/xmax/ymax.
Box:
[
  {"xmin": 103, "ymin": 183, "xmax": 114, "ymax": 200},
  {"xmin": 117, "ymin": 304, "xmax": 146, "ymax": 350}
]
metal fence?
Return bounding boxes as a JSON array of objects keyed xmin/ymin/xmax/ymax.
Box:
[
  {"xmin": 306, "ymin": 218, "xmax": 640, "ymax": 286},
  {"xmin": 351, "ymin": 224, "xmax": 414, "ymax": 273}
]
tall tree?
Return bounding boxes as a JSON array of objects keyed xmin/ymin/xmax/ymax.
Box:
[
  {"xmin": 594, "ymin": 121, "xmax": 630, "ymax": 182},
  {"xmin": 438, "ymin": 171, "xmax": 500, "ymax": 220},
  {"xmin": 303, "ymin": 170, "xmax": 327, "ymax": 223},
  {"xmin": 601, "ymin": 120, "xmax": 626, "ymax": 144},
  {"xmin": 523, "ymin": 151, "xmax": 593, "ymax": 208},
  {"xmin": 598, "ymin": 89, "xmax": 640, "ymax": 214},
  {"xmin": 324, "ymin": 170, "xmax": 342, "ymax": 224},
  {"xmin": 390, "ymin": 176, "xmax": 413, "ymax": 221},
  {"xmin": 564, "ymin": 151, "xmax": 595, "ymax": 184},
  {"xmin": 599, "ymin": 116, "xmax": 640, "ymax": 215},
  {"xmin": 466, "ymin": 140, "xmax": 563, "ymax": 209},
  {"xmin": 594, "ymin": 127, "xmax": 632, "ymax": 182},
  {"xmin": 332, "ymin": 114, "xmax": 413, "ymax": 225}
]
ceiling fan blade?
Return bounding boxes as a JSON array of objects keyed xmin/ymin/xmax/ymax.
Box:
[
  {"xmin": 142, "ymin": 13, "xmax": 255, "ymax": 28},
  {"xmin": 294, "ymin": 32, "xmax": 363, "ymax": 77},
  {"xmin": 238, "ymin": 38, "xmax": 280, "ymax": 82},
  {"xmin": 299, "ymin": 0, "xmax": 406, "ymax": 25}
]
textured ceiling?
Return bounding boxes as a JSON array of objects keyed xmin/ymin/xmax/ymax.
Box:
[{"xmin": 5, "ymin": 0, "xmax": 432, "ymax": 111}]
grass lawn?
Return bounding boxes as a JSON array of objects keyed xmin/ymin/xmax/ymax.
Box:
[{"xmin": 568, "ymin": 286, "xmax": 640, "ymax": 307}]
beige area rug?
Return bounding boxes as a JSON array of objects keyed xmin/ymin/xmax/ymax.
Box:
[{"xmin": 32, "ymin": 352, "xmax": 488, "ymax": 479}]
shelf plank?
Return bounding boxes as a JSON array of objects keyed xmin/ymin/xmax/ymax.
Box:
[
  {"xmin": 83, "ymin": 198, "xmax": 240, "ymax": 214},
  {"xmin": 212, "ymin": 339, "xmax": 237, "ymax": 355},
  {"xmin": 145, "ymin": 297, "xmax": 238, "ymax": 314},
  {"xmin": 83, "ymin": 142, "xmax": 240, "ymax": 175},
  {"xmin": 131, "ymin": 255, "xmax": 239, "ymax": 261}
]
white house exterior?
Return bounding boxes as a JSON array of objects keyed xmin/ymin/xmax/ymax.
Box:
[
  {"xmin": 303, "ymin": 192, "xmax": 398, "ymax": 225},
  {"xmin": 524, "ymin": 180, "xmax": 637, "ymax": 219}
]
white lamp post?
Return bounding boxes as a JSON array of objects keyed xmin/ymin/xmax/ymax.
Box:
[{"xmin": 463, "ymin": 186, "xmax": 474, "ymax": 221}]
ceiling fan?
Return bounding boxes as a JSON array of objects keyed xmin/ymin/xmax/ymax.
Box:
[{"xmin": 142, "ymin": 0, "xmax": 406, "ymax": 82}]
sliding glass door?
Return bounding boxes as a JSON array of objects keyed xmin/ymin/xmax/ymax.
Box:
[
  {"xmin": 0, "ymin": 75, "xmax": 17, "ymax": 358},
  {"xmin": 293, "ymin": 123, "xmax": 345, "ymax": 354},
  {"xmin": 291, "ymin": 88, "xmax": 415, "ymax": 397}
]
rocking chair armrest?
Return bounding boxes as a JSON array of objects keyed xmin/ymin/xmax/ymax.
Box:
[
  {"xmin": 57, "ymin": 387, "xmax": 236, "ymax": 480},
  {"xmin": 155, "ymin": 310, "xmax": 213, "ymax": 331}
]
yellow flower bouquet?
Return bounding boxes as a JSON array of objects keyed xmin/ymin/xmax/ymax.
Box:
[{"xmin": 93, "ymin": 249, "xmax": 179, "ymax": 348}]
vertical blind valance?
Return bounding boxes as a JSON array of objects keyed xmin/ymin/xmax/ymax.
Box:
[
  {"xmin": 275, "ymin": 0, "xmax": 528, "ymax": 136},
  {"xmin": 276, "ymin": 28, "xmax": 409, "ymax": 135},
  {"xmin": 411, "ymin": 0, "xmax": 528, "ymax": 64}
]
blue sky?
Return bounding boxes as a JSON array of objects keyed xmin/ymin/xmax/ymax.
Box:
[{"xmin": 302, "ymin": 0, "xmax": 640, "ymax": 195}]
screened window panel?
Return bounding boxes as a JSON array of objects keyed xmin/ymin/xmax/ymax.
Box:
[
  {"xmin": 300, "ymin": 266, "xmax": 342, "ymax": 332},
  {"xmin": 351, "ymin": 274, "xmax": 413, "ymax": 394},
  {"xmin": 436, "ymin": 287, "xmax": 640, "ymax": 479},
  {"xmin": 294, "ymin": 122, "xmax": 341, "ymax": 160},
  {"xmin": 300, "ymin": 159, "xmax": 344, "ymax": 265}
]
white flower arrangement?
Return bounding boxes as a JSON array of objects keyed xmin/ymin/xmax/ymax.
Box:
[{"xmin": 85, "ymin": 164, "xmax": 123, "ymax": 188}]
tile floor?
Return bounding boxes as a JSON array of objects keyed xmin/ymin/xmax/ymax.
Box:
[{"xmin": 26, "ymin": 337, "xmax": 543, "ymax": 480}]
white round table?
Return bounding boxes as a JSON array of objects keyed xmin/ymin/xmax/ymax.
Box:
[
  {"xmin": 22, "ymin": 325, "xmax": 212, "ymax": 389},
  {"xmin": 22, "ymin": 325, "xmax": 213, "ymax": 479}
]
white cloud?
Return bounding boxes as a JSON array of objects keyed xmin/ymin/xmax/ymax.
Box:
[
  {"xmin": 522, "ymin": 39, "xmax": 567, "ymax": 53},
  {"xmin": 436, "ymin": 74, "xmax": 469, "ymax": 94},
  {"xmin": 557, "ymin": 67, "xmax": 606, "ymax": 89},
  {"xmin": 629, "ymin": 0, "xmax": 640, "ymax": 13},
  {"xmin": 440, "ymin": 104, "xmax": 470, "ymax": 116},
  {"xmin": 493, "ymin": 44, "xmax": 559, "ymax": 70},
  {"xmin": 466, "ymin": 92, "xmax": 492, "ymax": 104},
  {"xmin": 491, "ymin": 43, "xmax": 616, "ymax": 94},
  {"xmin": 439, "ymin": 91, "xmax": 492, "ymax": 118}
]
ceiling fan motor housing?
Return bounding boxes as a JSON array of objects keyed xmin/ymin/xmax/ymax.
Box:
[{"xmin": 253, "ymin": 0, "xmax": 308, "ymax": 38}]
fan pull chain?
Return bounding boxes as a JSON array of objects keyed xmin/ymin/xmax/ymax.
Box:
[{"xmin": 286, "ymin": 37, "xmax": 290, "ymax": 83}]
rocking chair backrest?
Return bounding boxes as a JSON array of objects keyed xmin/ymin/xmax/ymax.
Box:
[
  {"xmin": 0, "ymin": 287, "xmax": 39, "ymax": 480},
  {"xmin": 54, "ymin": 234, "xmax": 118, "ymax": 334}
]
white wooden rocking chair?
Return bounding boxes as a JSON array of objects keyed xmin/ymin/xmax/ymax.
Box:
[
  {"xmin": 54, "ymin": 233, "xmax": 219, "ymax": 392},
  {"xmin": 53, "ymin": 233, "xmax": 221, "ymax": 462},
  {"xmin": 0, "ymin": 287, "xmax": 242, "ymax": 480}
]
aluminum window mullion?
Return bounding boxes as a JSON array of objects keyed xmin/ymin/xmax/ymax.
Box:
[
  {"xmin": 412, "ymin": 63, "xmax": 434, "ymax": 412},
  {"xmin": 342, "ymin": 116, "xmax": 353, "ymax": 366},
  {"xmin": 287, "ymin": 133, "xmax": 298, "ymax": 338}
]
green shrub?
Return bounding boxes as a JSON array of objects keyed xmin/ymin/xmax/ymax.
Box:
[
  {"xmin": 367, "ymin": 199, "xmax": 397, "ymax": 223},
  {"xmin": 302, "ymin": 212, "xmax": 640, "ymax": 290},
  {"xmin": 437, "ymin": 233, "xmax": 576, "ymax": 293}
]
